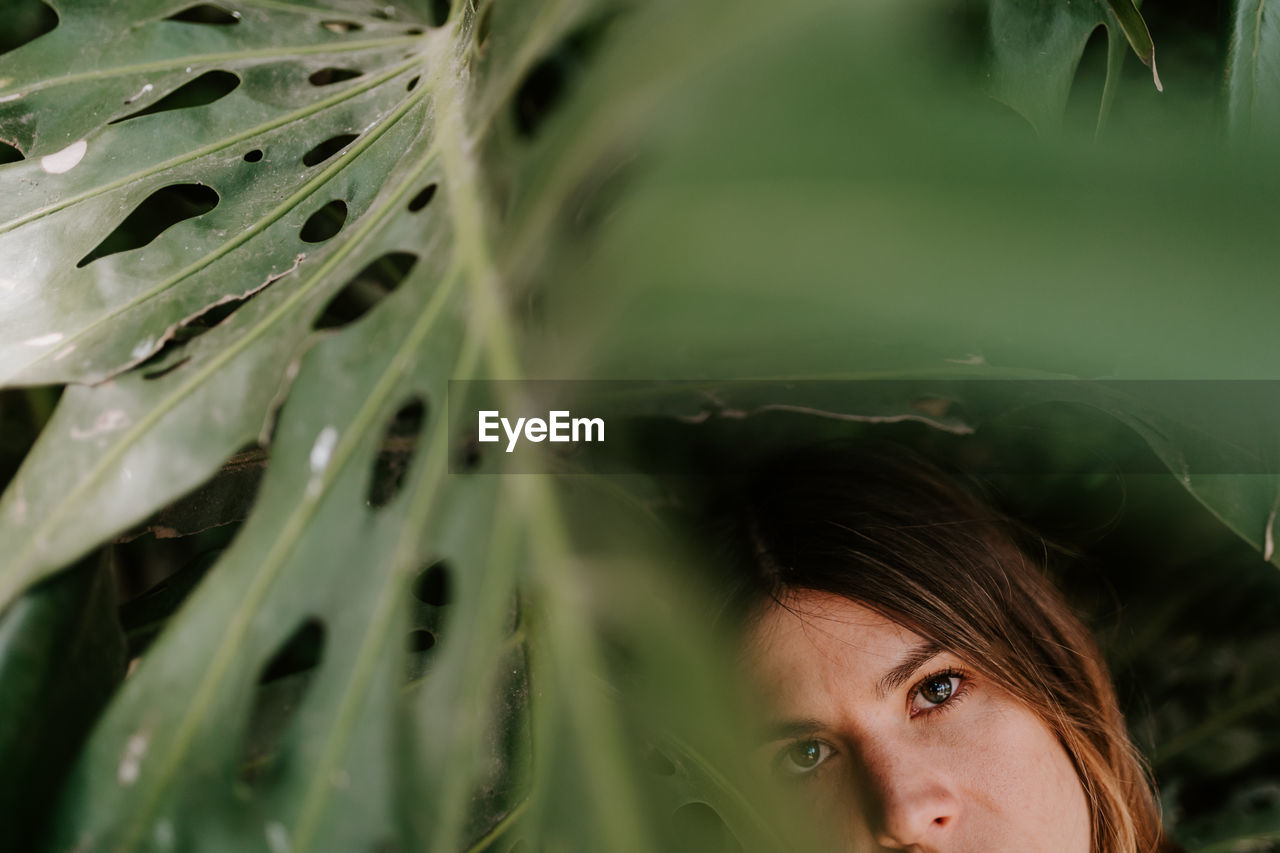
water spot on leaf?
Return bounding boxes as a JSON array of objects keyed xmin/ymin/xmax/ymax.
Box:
[
  {"xmin": 406, "ymin": 75, "xmax": 420, "ymax": 92},
  {"xmin": 321, "ymin": 19, "xmax": 363, "ymax": 33},
  {"xmin": 407, "ymin": 183, "xmax": 437, "ymax": 212},
  {"xmin": 299, "ymin": 200, "xmax": 347, "ymax": 243},
  {"xmin": 0, "ymin": 1, "xmax": 57, "ymax": 56},
  {"xmin": 367, "ymin": 396, "xmax": 426, "ymax": 508},
  {"xmin": 0, "ymin": 140, "xmax": 24, "ymax": 165},
  {"xmin": 307, "ymin": 67, "xmax": 362, "ymax": 86},
  {"xmin": 77, "ymin": 184, "xmax": 219, "ymax": 267},
  {"xmin": 40, "ymin": 139, "xmax": 87, "ymax": 174},
  {"xmin": 117, "ymin": 730, "xmax": 150, "ymax": 786},
  {"xmin": 165, "ymin": 3, "xmax": 240, "ymax": 25},
  {"xmin": 123, "ymin": 83, "xmax": 154, "ymax": 105},
  {"xmin": 672, "ymin": 803, "xmax": 741, "ymax": 853},
  {"xmin": 413, "ymin": 560, "xmax": 451, "ymax": 606},
  {"xmin": 243, "ymin": 148, "xmax": 263, "ymax": 162},
  {"xmin": 302, "ymin": 133, "xmax": 359, "ymax": 167},
  {"xmin": 265, "ymin": 822, "xmax": 289, "ymax": 853},
  {"xmin": 313, "ymin": 251, "xmax": 416, "ymax": 330},
  {"xmin": 309, "ymin": 426, "xmax": 339, "ymax": 478},
  {"xmin": 108, "ymin": 71, "xmax": 240, "ymax": 125},
  {"xmin": 407, "ymin": 629, "xmax": 435, "ymax": 652}
]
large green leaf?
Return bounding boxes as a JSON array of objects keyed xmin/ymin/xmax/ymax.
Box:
[
  {"xmin": 1227, "ymin": 0, "xmax": 1280, "ymax": 140},
  {"xmin": 0, "ymin": 0, "xmax": 831, "ymax": 850},
  {"xmin": 988, "ymin": 0, "xmax": 1160, "ymax": 134},
  {"xmin": 0, "ymin": 552, "xmax": 126, "ymax": 849},
  {"xmin": 2, "ymin": 0, "xmax": 1278, "ymax": 850}
]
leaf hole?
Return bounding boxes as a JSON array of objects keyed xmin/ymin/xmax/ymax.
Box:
[
  {"xmin": 0, "ymin": 140, "xmax": 24, "ymax": 165},
  {"xmin": 407, "ymin": 183, "xmax": 437, "ymax": 212},
  {"xmin": 404, "ymin": 26, "xmax": 426, "ymax": 36},
  {"xmin": 108, "ymin": 70, "xmax": 240, "ymax": 125},
  {"xmin": 321, "ymin": 19, "xmax": 363, "ymax": 33},
  {"xmin": 239, "ymin": 617, "xmax": 326, "ymax": 785},
  {"xmin": 407, "ymin": 629, "xmax": 435, "ymax": 653},
  {"xmin": 672, "ymin": 803, "xmax": 741, "ymax": 853},
  {"xmin": 313, "ymin": 251, "xmax": 417, "ymax": 330},
  {"xmin": 454, "ymin": 437, "xmax": 483, "ymax": 472},
  {"xmin": 243, "ymin": 148, "xmax": 263, "ymax": 162},
  {"xmin": 142, "ymin": 356, "xmax": 191, "ymax": 381},
  {"xmin": 426, "ymin": 0, "xmax": 449, "ymax": 26},
  {"xmin": 77, "ymin": 183, "xmax": 219, "ymax": 268},
  {"xmin": 367, "ymin": 396, "xmax": 427, "ymax": 508},
  {"xmin": 259, "ymin": 618, "xmax": 326, "ymax": 684},
  {"xmin": 302, "ymin": 133, "xmax": 360, "ymax": 167},
  {"xmin": 512, "ymin": 18, "xmax": 613, "ymax": 138},
  {"xmin": 412, "ymin": 560, "xmax": 451, "ymax": 606},
  {"xmin": 164, "ymin": 3, "xmax": 240, "ymax": 25},
  {"xmin": 0, "ymin": 1, "xmax": 57, "ymax": 56},
  {"xmin": 134, "ymin": 284, "xmax": 267, "ymax": 375},
  {"xmin": 406, "ymin": 75, "xmax": 420, "ymax": 92},
  {"xmin": 299, "ymin": 200, "xmax": 348, "ymax": 243},
  {"xmin": 308, "ymin": 67, "xmax": 363, "ymax": 87}
]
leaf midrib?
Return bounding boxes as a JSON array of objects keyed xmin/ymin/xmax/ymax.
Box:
[{"xmin": 0, "ymin": 36, "xmax": 420, "ymax": 99}]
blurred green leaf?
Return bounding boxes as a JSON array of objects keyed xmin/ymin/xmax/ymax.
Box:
[
  {"xmin": 1228, "ymin": 0, "xmax": 1280, "ymax": 140},
  {"xmin": 987, "ymin": 0, "xmax": 1159, "ymax": 133},
  {"xmin": 0, "ymin": 553, "xmax": 126, "ymax": 849}
]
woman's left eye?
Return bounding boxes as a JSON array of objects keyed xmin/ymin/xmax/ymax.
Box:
[
  {"xmin": 909, "ymin": 671, "xmax": 963, "ymax": 716},
  {"xmin": 774, "ymin": 739, "xmax": 833, "ymax": 778}
]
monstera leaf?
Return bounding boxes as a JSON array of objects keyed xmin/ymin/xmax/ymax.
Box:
[
  {"xmin": 987, "ymin": 0, "xmax": 1160, "ymax": 134},
  {"xmin": 1, "ymin": 0, "xmax": 1279, "ymax": 851},
  {"xmin": 1228, "ymin": 0, "xmax": 1280, "ymax": 140}
]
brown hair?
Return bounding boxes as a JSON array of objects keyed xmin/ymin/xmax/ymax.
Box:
[{"xmin": 703, "ymin": 442, "xmax": 1169, "ymax": 853}]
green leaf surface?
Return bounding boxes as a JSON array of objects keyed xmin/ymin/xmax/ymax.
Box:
[
  {"xmin": 1228, "ymin": 0, "xmax": 1280, "ymax": 140},
  {"xmin": 0, "ymin": 553, "xmax": 126, "ymax": 849},
  {"xmin": 2, "ymin": 0, "xmax": 823, "ymax": 850},
  {"xmin": 987, "ymin": 0, "xmax": 1160, "ymax": 134},
  {"xmin": 1, "ymin": 0, "xmax": 1277, "ymax": 849}
]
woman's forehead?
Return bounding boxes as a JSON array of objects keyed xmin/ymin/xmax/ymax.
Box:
[{"xmin": 745, "ymin": 590, "xmax": 936, "ymax": 703}]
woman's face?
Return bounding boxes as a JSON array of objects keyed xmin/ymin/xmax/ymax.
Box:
[{"xmin": 745, "ymin": 590, "xmax": 1092, "ymax": 853}]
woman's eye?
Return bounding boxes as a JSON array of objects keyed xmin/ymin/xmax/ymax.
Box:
[
  {"xmin": 909, "ymin": 672, "xmax": 961, "ymax": 715},
  {"xmin": 775, "ymin": 739, "xmax": 832, "ymax": 777}
]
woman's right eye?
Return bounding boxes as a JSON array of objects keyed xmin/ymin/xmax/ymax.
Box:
[{"xmin": 774, "ymin": 739, "xmax": 833, "ymax": 778}]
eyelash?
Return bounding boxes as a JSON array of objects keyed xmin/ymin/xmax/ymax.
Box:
[
  {"xmin": 772, "ymin": 668, "xmax": 973, "ymax": 780},
  {"xmin": 907, "ymin": 667, "xmax": 971, "ymax": 720}
]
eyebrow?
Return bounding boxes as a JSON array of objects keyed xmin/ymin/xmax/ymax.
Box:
[
  {"xmin": 761, "ymin": 718, "xmax": 824, "ymax": 743},
  {"xmin": 875, "ymin": 641, "xmax": 943, "ymax": 700}
]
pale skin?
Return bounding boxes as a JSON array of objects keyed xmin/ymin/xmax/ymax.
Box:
[{"xmin": 745, "ymin": 590, "xmax": 1092, "ymax": 853}]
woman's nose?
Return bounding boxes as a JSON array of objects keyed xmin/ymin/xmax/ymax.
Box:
[{"xmin": 856, "ymin": 739, "xmax": 961, "ymax": 850}]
